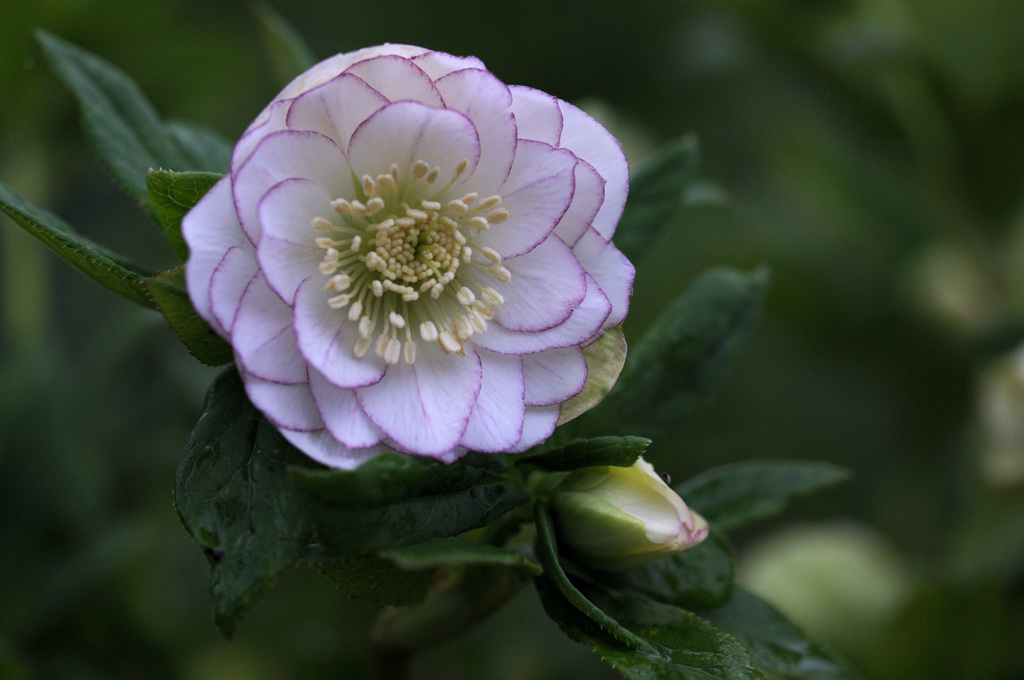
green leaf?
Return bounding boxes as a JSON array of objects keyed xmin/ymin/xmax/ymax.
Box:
[
  {"xmin": 536, "ymin": 577, "xmax": 767, "ymax": 680},
  {"xmin": 317, "ymin": 556, "xmax": 434, "ymax": 606},
  {"xmin": 558, "ymin": 326, "xmax": 627, "ymax": 427},
  {"xmin": 146, "ymin": 170, "xmax": 222, "ymax": 261},
  {"xmin": 581, "ymin": 266, "xmax": 769, "ymax": 439},
  {"xmin": 701, "ymin": 589, "xmax": 862, "ymax": 680},
  {"xmin": 36, "ymin": 31, "xmax": 191, "ymax": 201},
  {"xmin": 167, "ymin": 121, "xmax": 233, "ymax": 174},
  {"xmin": 596, "ymin": 531, "xmax": 735, "ymax": 610},
  {"xmin": 143, "ymin": 267, "xmax": 233, "ymax": 365},
  {"xmin": 255, "ymin": 2, "xmax": 316, "ymax": 87},
  {"xmin": 516, "ymin": 436, "xmax": 650, "ymax": 472},
  {"xmin": 175, "ymin": 368, "xmax": 320, "ymax": 637},
  {"xmin": 614, "ymin": 134, "xmax": 700, "ymax": 262},
  {"xmin": 290, "ymin": 453, "xmax": 529, "ymax": 555},
  {"xmin": 0, "ymin": 180, "xmax": 157, "ymax": 308},
  {"xmin": 675, "ymin": 461, "xmax": 850, "ymax": 533},
  {"xmin": 381, "ymin": 537, "xmax": 543, "ymax": 576}
]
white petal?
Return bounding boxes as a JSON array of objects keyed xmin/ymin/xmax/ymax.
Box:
[
  {"xmin": 572, "ymin": 227, "xmax": 635, "ymax": 328},
  {"xmin": 557, "ymin": 100, "xmax": 629, "ymax": 240},
  {"xmin": 285, "ymin": 73, "xmax": 390, "ymax": 153},
  {"xmin": 478, "ymin": 140, "xmax": 575, "ymax": 259},
  {"xmin": 243, "ymin": 372, "xmax": 322, "ymax": 432},
  {"xmin": 435, "ymin": 68, "xmax": 516, "ymax": 194},
  {"xmin": 492, "ymin": 236, "xmax": 585, "ymax": 332},
  {"xmin": 257, "ymin": 178, "xmax": 331, "ymax": 303},
  {"xmin": 472, "ymin": 273, "xmax": 611, "ymax": 355},
  {"xmin": 232, "ymin": 99, "xmax": 291, "ymax": 175},
  {"xmin": 308, "ymin": 367, "xmax": 386, "ymax": 449},
  {"xmin": 460, "ymin": 351, "xmax": 525, "ymax": 452},
  {"xmin": 182, "ymin": 177, "xmax": 249, "ymax": 335},
  {"xmin": 356, "ymin": 345, "xmax": 483, "ymax": 457},
  {"xmin": 279, "ymin": 428, "xmax": 384, "ymax": 470},
  {"xmin": 276, "ymin": 46, "xmax": 431, "ymax": 103},
  {"xmin": 342, "ymin": 55, "xmax": 444, "ymax": 107},
  {"xmin": 412, "ymin": 51, "xmax": 487, "ymax": 79},
  {"xmin": 208, "ymin": 245, "xmax": 258, "ymax": 337},
  {"xmin": 232, "ymin": 130, "xmax": 351, "ymax": 243},
  {"xmin": 509, "ymin": 85, "xmax": 563, "ymax": 145},
  {"xmin": 232, "ymin": 275, "xmax": 308, "ymax": 384},
  {"xmin": 522, "ymin": 346, "xmax": 587, "ymax": 407},
  {"xmin": 292, "ymin": 277, "xmax": 387, "ymax": 389},
  {"xmin": 510, "ymin": 405, "xmax": 560, "ymax": 452},
  {"xmin": 553, "ymin": 158, "xmax": 605, "ymax": 247},
  {"xmin": 347, "ymin": 101, "xmax": 480, "ymax": 185}
]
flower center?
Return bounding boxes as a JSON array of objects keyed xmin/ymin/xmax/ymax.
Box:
[{"xmin": 314, "ymin": 159, "xmax": 511, "ymax": 365}]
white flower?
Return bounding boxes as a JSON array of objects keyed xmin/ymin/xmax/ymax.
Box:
[{"xmin": 183, "ymin": 45, "xmax": 634, "ymax": 468}]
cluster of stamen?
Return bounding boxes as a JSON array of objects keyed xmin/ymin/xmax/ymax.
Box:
[{"xmin": 314, "ymin": 159, "xmax": 511, "ymax": 364}]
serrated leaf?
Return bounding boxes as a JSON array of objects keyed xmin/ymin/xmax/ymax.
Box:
[
  {"xmin": 581, "ymin": 266, "xmax": 768, "ymax": 439},
  {"xmin": 175, "ymin": 368, "xmax": 319, "ymax": 637},
  {"xmin": 381, "ymin": 537, "xmax": 542, "ymax": 576},
  {"xmin": 0, "ymin": 180, "xmax": 157, "ymax": 308},
  {"xmin": 558, "ymin": 326, "xmax": 627, "ymax": 427},
  {"xmin": 143, "ymin": 267, "xmax": 233, "ymax": 365},
  {"xmin": 675, "ymin": 461, "xmax": 850, "ymax": 532},
  {"xmin": 614, "ymin": 134, "xmax": 700, "ymax": 262},
  {"xmin": 255, "ymin": 2, "xmax": 316, "ymax": 87},
  {"xmin": 146, "ymin": 170, "xmax": 222, "ymax": 260},
  {"xmin": 536, "ymin": 577, "xmax": 767, "ymax": 680},
  {"xmin": 702, "ymin": 589, "xmax": 863, "ymax": 680},
  {"xmin": 167, "ymin": 121, "xmax": 233, "ymax": 174},
  {"xmin": 36, "ymin": 31, "xmax": 191, "ymax": 201},
  {"xmin": 516, "ymin": 436, "xmax": 650, "ymax": 472},
  {"xmin": 317, "ymin": 556, "xmax": 434, "ymax": 606},
  {"xmin": 596, "ymin": 530, "xmax": 735, "ymax": 610},
  {"xmin": 290, "ymin": 453, "xmax": 529, "ymax": 555}
]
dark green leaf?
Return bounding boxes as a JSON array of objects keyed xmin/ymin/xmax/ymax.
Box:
[
  {"xmin": 536, "ymin": 577, "xmax": 767, "ymax": 680},
  {"xmin": 37, "ymin": 31, "xmax": 191, "ymax": 201},
  {"xmin": 676, "ymin": 461, "xmax": 850, "ymax": 532},
  {"xmin": 167, "ymin": 121, "xmax": 233, "ymax": 174},
  {"xmin": 381, "ymin": 537, "xmax": 542, "ymax": 576},
  {"xmin": 255, "ymin": 2, "xmax": 317, "ymax": 87},
  {"xmin": 596, "ymin": 531, "xmax": 735, "ymax": 610},
  {"xmin": 290, "ymin": 453, "xmax": 529, "ymax": 555},
  {"xmin": 175, "ymin": 368, "xmax": 319, "ymax": 637},
  {"xmin": 143, "ymin": 267, "xmax": 233, "ymax": 365},
  {"xmin": 614, "ymin": 134, "xmax": 700, "ymax": 262},
  {"xmin": 0, "ymin": 180, "xmax": 157, "ymax": 308},
  {"xmin": 701, "ymin": 589, "xmax": 862, "ymax": 680},
  {"xmin": 558, "ymin": 326, "xmax": 627, "ymax": 427},
  {"xmin": 581, "ymin": 266, "xmax": 769, "ymax": 439},
  {"xmin": 516, "ymin": 436, "xmax": 650, "ymax": 472},
  {"xmin": 317, "ymin": 556, "xmax": 434, "ymax": 606},
  {"xmin": 146, "ymin": 169, "xmax": 222, "ymax": 260}
]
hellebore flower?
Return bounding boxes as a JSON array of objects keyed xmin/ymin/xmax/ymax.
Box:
[
  {"xmin": 183, "ymin": 45, "xmax": 634, "ymax": 468},
  {"xmin": 549, "ymin": 458, "xmax": 709, "ymax": 571}
]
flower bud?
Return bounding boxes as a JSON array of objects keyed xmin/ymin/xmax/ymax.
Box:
[{"xmin": 549, "ymin": 457, "xmax": 709, "ymax": 571}]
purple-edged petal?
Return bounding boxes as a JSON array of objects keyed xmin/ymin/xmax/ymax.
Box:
[
  {"xmin": 243, "ymin": 373, "xmax": 322, "ymax": 432},
  {"xmin": 522, "ymin": 346, "xmax": 587, "ymax": 407},
  {"xmin": 280, "ymin": 428, "xmax": 384, "ymax": 470},
  {"xmin": 342, "ymin": 55, "xmax": 444, "ymax": 107},
  {"xmin": 285, "ymin": 73, "xmax": 389, "ymax": 153},
  {"xmin": 509, "ymin": 85, "xmax": 563, "ymax": 145},
  {"xmin": 478, "ymin": 141, "xmax": 575, "ymax": 259},
  {"xmin": 572, "ymin": 227, "xmax": 635, "ymax": 328},
  {"xmin": 510, "ymin": 405, "xmax": 560, "ymax": 452},
  {"xmin": 232, "ymin": 99, "xmax": 291, "ymax": 173},
  {"xmin": 208, "ymin": 245, "xmax": 258, "ymax": 337},
  {"xmin": 472, "ymin": 273, "xmax": 611, "ymax": 355},
  {"xmin": 232, "ymin": 275, "xmax": 308, "ymax": 384},
  {"xmin": 557, "ymin": 100, "xmax": 629, "ymax": 240},
  {"xmin": 553, "ymin": 158, "xmax": 605, "ymax": 247},
  {"xmin": 356, "ymin": 346, "xmax": 483, "ymax": 456},
  {"xmin": 347, "ymin": 101, "xmax": 480, "ymax": 184},
  {"xmin": 435, "ymin": 68, "xmax": 516, "ymax": 193},
  {"xmin": 491, "ymin": 236, "xmax": 586, "ymax": 332},
  {"xmin": 182, "ymin": 178, "xmax": 249, "ymax": 335},
  {"xmin": 308, "ymin": 367, "xmax": 385, "ymax": 449},
  {"xmin": 292, "ymin": 277, "xmax": 387, "ymax": 389},
  {"xmin": 257, "ymin": 178, "xmax": 332, "ymax": 303},
  {"xmin": 412, "ymin": 51, "xmax": 487, "ymax": 80},
  {"xmin": 460, "ymin": 351, "xmax": 525, "ymax": 452},
  {"xmin": 233, "ymin": 130, "xmax": 351, "ymax": 243}
]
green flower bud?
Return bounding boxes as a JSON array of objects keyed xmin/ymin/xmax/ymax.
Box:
[{"xmin": 549, "ymin": 457, "xmax": 708, "ymax": 571}]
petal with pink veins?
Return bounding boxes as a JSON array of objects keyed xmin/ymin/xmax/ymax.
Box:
[
  {"xmin": 343, "ymin": 55, "xmax": 443, "ymax": 107},
  {"xmin": 491, "ymin": 236, "xmax": 585, "ymax": 332},
  {"xmin": 572, "ymin": 227, "xmax": 635, "ymax": 328},
  {"xmin": 285, "ymin": 73, "xmax": 390, "ymax": 154},
  {"xmin": 232, "ymin": 275, "xmax": 308, "ymax": 384},
  {"xmin": 280, "ymin": 428, "xmax": 384, "ymax": 470},
  {"xmin": 257, "ymin": 178, "xmax": 333, "ymax": 303},
  {"xmin": 522, "ymin": 346, "xmax": 587, "ymax": 407},
  {"xmin": 511, "ymin": 405, "xmax": 560, "ymax": 452},
  {"xmin": 309, "ymin": 367, "xmax": 386, "ymax": 449},
  {"xmin": 243, "ymin": 372, "xmax": 322, "ymax": 432},
  {"xmin": 208, "ymin": 245, "xmax": 258, "ymax": 337},
  {"xmin": 509, "ymin": 85, "xmax": 563, "ymax": 145},
  {"xmin": 460, "ymin": 351, "xmax": 525, "ymax": 452}
]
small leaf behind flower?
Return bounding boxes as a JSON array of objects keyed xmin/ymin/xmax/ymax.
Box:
[
  {"xmin": 515, "ymin": 435, "xmax": 650, "ymax": 472},
  {"xmin": 175, "ymin": 368, "xmax": 320, "ymax": 637},
  {"xmin": 143, "ymin": 267, "xmax": 233, "ymax": 365},
  {"xmin": 146, "ymin": 170, "xmax": 223, "ymax": 261},
  {"xmin": 558, "ymin": 326, "xmax": 627, "ymax": 427},
  {"xmin": 675, "ymin": 460, "xmax": 850, "ymax": 532}
]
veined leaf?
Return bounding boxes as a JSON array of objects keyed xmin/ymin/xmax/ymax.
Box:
[
  {"xmin": 167, "ymin": 121, "xmax": 233, "ymax": 174},
  {"xmin": 146, "ymin": 170, "xmax": 222, "ymax": 261},
  {"xmin": 515, "ymin": 435, "xmax": 650, "ymax": 472}
]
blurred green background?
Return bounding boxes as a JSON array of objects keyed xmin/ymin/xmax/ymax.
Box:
[{"xmin": 3, "ymin": 0, "xmax": 1024, "ymax": 678}]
